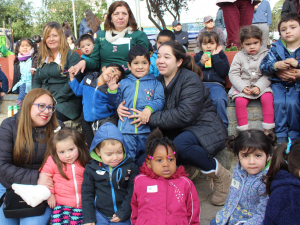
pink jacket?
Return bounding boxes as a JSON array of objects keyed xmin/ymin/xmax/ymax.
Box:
[
  {"xmin": 131, "ymin": 163, "xmax": 200, "ymax": 225},
  {"xmin": 40, "ymin": 156, "xmax": 85, "ymax": 208}
]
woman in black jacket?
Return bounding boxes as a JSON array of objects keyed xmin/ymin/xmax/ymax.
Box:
[
  {"xmin": 119, "ymin": 40, "xmax": 231, "ymax": 206},
  {"xmin": 0, "ymin": 88, "xmax": 61, "ymax": 224}
]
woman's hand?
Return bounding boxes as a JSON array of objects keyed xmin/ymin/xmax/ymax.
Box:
[
  {"xmin": 68, "ymin": 60, "xmax": 86, "ymax": 74},
  {"xmin": 117, "ymin": 101, "xmax": 131, "ymax": 122},
  {"xmin": 110, "ymin": 214, "xmax": 121, "ymax": 222},
  {"xmin": 275, "ymin": 69, "xmax": 297, "ymax": 82},
  {"xmin": 251, "ymin": 86, "xmax": 260, "ymax": 95},
  {"xmin": 37, "ymin": 173, "xmax": 54, "ymax": 189},
  {"xmin": 242, "ymin": 86, "xmax": 252, "ymax": 95},
  {"xmin": 47, "ymin": 194, "xmax": 56, "ymax": 209},
  {"xmin": 128, "ymin": 108, "xmax": 146, "ymax": 128}
]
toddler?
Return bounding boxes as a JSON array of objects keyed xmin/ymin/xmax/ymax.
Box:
[
  {"xmin": 229, "ymin": 25, "xmax": 275, "ymax": 134},
  {"xmin": 131, "ymin": 128, "xmax": 200, "ymax": 225}
]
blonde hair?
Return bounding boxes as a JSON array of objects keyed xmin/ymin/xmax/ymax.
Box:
[
  {"xmin": 38, "ymin": 21, "xmax": 70, "ymax": 69},
  {"xmin": 95, "ymin": 139, "xmax": 123, "ymax": 154},
  {"xmin": 13, "ymin": 88, "xmax": 60, "ymax": 167}
]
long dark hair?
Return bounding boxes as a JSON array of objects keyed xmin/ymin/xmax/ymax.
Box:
[
  {"xmin": 85, "ymin": 9, "xmax": 101, "ymax": 33},
  {"xmin": 160, "ymin": 40, "xmax": 202, "ymax": 78},
  {"xmin": 14, "ymin": 38, "xmax": 38, "ymax": 65},
  {"xmin": 264, "ymin": 139, "xmax": 300, "ymax": 196}
]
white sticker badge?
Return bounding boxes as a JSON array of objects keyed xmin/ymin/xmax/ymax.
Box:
[
  {"xmin": 96, "ymin": 170, "xmax": 106, "ymax": 175},
  {"xmin": 147, "ymin": 185, "xmax": 158, "ymax": 193},
  {"xmin": 231, "ymin": 179, "xmax": 240, "ymax": 189}
]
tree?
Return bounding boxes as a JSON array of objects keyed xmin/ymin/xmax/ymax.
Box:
[{"xmin": 269, "ymin": 0, "xmax": 284, "ymax": 39}]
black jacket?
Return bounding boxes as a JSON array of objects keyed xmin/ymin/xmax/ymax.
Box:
[
  {"xmin": 81, "ymin": 157, "xmax": 139, "ymax": 223},
  {"xmin": 0, "ymin": 114, "xmax": 63, "ymax": 188},
  {"xmin": 174, "ymin": 30, "xmax": 189, "ymax": 49},
  {"xmin": 194, "ymin": 50, "xmax": 229, "ymax": 86},
  {"xmin": 148, "ymin": 68, "xmax": 227, "ymax": 157},
  {"xmin": 281, "ymin": 0, "xmax": 297, "ymax": 16}
]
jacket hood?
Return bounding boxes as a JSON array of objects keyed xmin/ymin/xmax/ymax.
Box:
[
  {"xmin": 127, "ymin": 73, "xmax": 156, "ymax": 81},
  {"xmin": 271, "ymin": 169, "xmax": 300, "ymax": 192},
  {"xmin": 272, "ymin": 38, "xmax": 285, "ymax": 49},
  {"xmin": 140, "ymin": 162, "xmax": 187, "ymax": 179}
]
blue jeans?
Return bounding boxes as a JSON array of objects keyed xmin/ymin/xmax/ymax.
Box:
[
  {"xmin": 272, "ymin": 83, "xmax": 300, "ymax": 141},
  {"xmin": 205, "ymin": 83, "xmax": 229, "ymax": 129},
  {"xmin": 210, "ymin": 218, "xmax": 217, "ymax": 225},
  {"xmin": 17, "ymin": 83, "xmax": 26, "ymax": 101},
  {"xmin": 95, "ymin": 210, "xmax": 131, "ymax": 225},
  {"xmin": 0, "ymin": 183, "xmax": 52, "ymax": 225},
  {"xmin": 123, "ymin": 134, "xmax": 148, "ymax": 161}
]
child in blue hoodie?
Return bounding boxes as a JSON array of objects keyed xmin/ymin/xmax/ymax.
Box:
[
  {"xmin": 107, "ymin": 44, "xmax": 165, "ymax": 162},
  {"xmin": 149, "ymin": 30, "xmax": 175, "ymax": 77},
  {"xmin": 69, "ymin": 63, "xmax": 125, "ymax": 147},
  {"xmin": 81, "ymin": 122, "xmax": 139, "ymax": 225},
  {"xmin": 260, "ymin": 13, "xmax": 300, "ymax": 144}
]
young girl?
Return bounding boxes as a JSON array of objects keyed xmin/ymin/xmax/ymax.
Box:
[
  {"xmin": 39, "ymin": 126, "xmax": 91, "ymax": 225},
  {"xmin": 211, "ymin": 129, "xmax": 274, "ymax": 225},
  {"xmin": 194, "ymin": 31, "xmax": 230, "ymax": 129},
  {"xmin": 228, "ymin": 25, "xmax": 275, "ymax": 135},
  {"xmin": 130, "ymin": 128, "xmax": 201, "ymax": 225},
  {"xmin": 263, "ymin": 139, "xmax": 300, "ymax": 224},
  {"xmin": 81, "ymin": 122, "xmax": 139, "ymax": 225},
  {"xmin": 12, "ymin": 38, "xmax": 38, "ymax": 107},
  {"xmin": 67, "ymin": 34, "xmax": 76, "ymax": 50}
]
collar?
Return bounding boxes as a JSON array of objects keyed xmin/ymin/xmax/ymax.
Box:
[
  {"xmin": 44, "ymin": 53, "xmax": 61, "ymax": 65},
  {"xmin": 105, "ymin": 27, "xmax": 133, "ymax": 43}
]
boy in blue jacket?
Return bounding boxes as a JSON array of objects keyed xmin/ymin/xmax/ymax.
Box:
[
  {"xmin": 69, "ymin": 63, "xmax": 125, "ymax": 147},
  {"xmin": 107, "ymin": 44, "xmax": 165, "ymax": 161},
  {"xmin": 149, "ymin": 30, "xmax": 175, "ymax": 77},
  {"xmin": 0, "ymin": 68, "xmax": 8, "ymax": 101},
  {"xmin": 260, "ymin": 13, "xmax": 300, "ymax": 144}
]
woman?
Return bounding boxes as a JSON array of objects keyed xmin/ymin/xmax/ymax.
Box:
[
  {"xmin": 62, "ymin": 21, "xmax": 72, "ymax": 38},
  {"xmin": 32, "ymin": 21, "xmax": 82, "ymax": 122},
  {"xmin": 281, "ymin": 0, "xmax": 299, "ymax": 16},
  {"xmin": 0, "ymin": 88, "xmax": 61, "ymax": 224},
  {"xmin": 120, "ymin": 41, "xmax": 231, "ymax": 206},
  {"xmin": 79, "ymin": 9, "xmax": 101, "ymax": 38},
  {"xmin": 71, "ymin": 1, "xmax": 149, "ymax": 76}
]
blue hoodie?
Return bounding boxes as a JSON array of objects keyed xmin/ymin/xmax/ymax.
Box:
[
  {"xmin": 108, "ymin": 73, "xmax": 165, "ymax": 134},
  {"xmin": 149, "ymin": 51, "xmax": 159, "ymax": 77}
]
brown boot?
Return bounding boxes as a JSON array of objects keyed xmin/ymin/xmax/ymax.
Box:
[
  {"xmin": 202, "ymin": 160, "xmax": 232, "ymax": 206},
  {"xmin": 184, "ymin": 165, "xmax": 199, "ymax": 181}
]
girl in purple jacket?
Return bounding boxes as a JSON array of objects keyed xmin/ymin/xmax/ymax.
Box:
[{"xmin": 130, "ymin": 128, "xmax": 200, "ymax": 225}]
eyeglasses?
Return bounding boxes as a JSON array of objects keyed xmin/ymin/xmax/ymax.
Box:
[{"xmin": 32, "ymin": 103, "xmax": 56, "ymax": 113}]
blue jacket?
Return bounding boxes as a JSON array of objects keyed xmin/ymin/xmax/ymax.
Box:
[
  {"xmin": 79, "ymin": 18, "xmax": 101, "ymax": 37},
  {"xmin": 215, "ymin": 163, "xmax": 269, "ymax": 225},
  {"xmin": 194, "ymin": 50, "xmax": 229, "ymax": 86},
  {"xmin": 108, "ymin": 73, "xmax": 164, "ymax": 134},
  {"xmin": 69, "ymin": 73, "xmax": 116, "ymax": 122},
  {"xmin": 82, "ymin": 123, "xmax": 139, "ymax": 223},
  {"xmin": 263, "ymin": 170, "xmax": 300, "ymax": 225},
  {"xmin": 260, "ymin": 38, "xmax": 300, "ymax": 87},
  {"xmin": 149, "ymin": 51, "xmax": 159, "ymax": 77},
  {"xmin": 252, "ymin": 0, "xmax": 272, "ymax": 26},
  {"xmin": 0, "ymin": 68, "xmax": 8, "ymax": 94}
]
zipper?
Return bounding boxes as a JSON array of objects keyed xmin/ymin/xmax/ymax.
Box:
[
  {"xmin": 133, "ymin": 80, "xmax": 140, "ymax": 134},
  {"xmin": 71, "ymin": 164, "xmax": 80, "ymax": 208}
]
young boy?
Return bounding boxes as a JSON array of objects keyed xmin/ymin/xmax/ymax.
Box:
[
  {"xmin": 149, "ymin": 30, "xmax": 175, "ymax": 77},
  {"xmin": 82, "ymin": 122, "xmax": 139, "ymax": 224},
  {"xmin": 260, "ymin": 13, "xmax": 300, "ymax": 144},
  {"xmin": 69, "ymin": 63, "xmax": 125, "ymax": 147},
  {"xmin": 107, "ymin": 44, "xmax": 165, "ymax": 161}
]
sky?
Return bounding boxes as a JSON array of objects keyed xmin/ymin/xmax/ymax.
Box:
[{"xmin": 26, "ymin": 0, "xmax": 281, "ymax": 27}]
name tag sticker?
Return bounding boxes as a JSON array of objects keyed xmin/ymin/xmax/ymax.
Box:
[
  {"xmin": 231, "ymin": 179, "xmax": 240, "ymax": 189},
  {"xmin": 86, "ymin": 78, "xmax": 91, "ymax": 85},
  {"xmin": 147, "ymin": 185, "xmax": 158, "ymax": 193},
  {"xmin": 96, "ymin": 170, "xmax": 106, "ymax": 175}
]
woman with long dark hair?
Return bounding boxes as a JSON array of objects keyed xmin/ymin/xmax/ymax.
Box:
[{"xmin": 79, "ymin": 9, "xmax": 101, "ymax": 38}]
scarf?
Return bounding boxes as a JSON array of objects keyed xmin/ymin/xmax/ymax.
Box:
[
  {"xmin": 174, "ymin": 30, "xmax": 182, "ymax": 35},
  {"xmin": 18, "ymin": 48, "xmax": 34, "ymax": 62},
  {"xmin": 105, "ymin": 27, "xmax": 133, "ymax": 43}
]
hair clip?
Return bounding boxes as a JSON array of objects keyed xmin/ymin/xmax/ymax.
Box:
[
  {"xmin": 173, "ymin": 151, "xmax": 176, "ymax": 155},
  {"xmin": 286, "ymin": 137, "xmax": 292, "ymax": 154},
  {"xmin": 147, "ymin": 155, "xmax": 153, "ymax": 160},
  {"xmin": 167, "ymin": 155, "xmax": 169, "ymax": 158},
  {"xmin": 54, "ymin": 126, "xmax": 61, "ymax": 133}
]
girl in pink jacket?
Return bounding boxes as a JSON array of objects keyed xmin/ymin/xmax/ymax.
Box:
[
  {"xmin": 131, "ymin": 128, "xmax": 201, "ymax": 225},
  {"xmin": 39, "ymin": 126, "xmax": 91, "ymax": 225}
]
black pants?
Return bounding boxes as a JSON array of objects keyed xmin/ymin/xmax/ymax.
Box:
[{"xmin": 80, "ymin": 113, "xmax": 94, "ymax": 147}]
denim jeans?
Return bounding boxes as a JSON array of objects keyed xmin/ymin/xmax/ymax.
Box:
[
  {"xmin": 0, "ymin": 183, "xmax": 52, "ymax": 225},
  {"xmin": 95, "ymin": 210, "xmax": 131, "ymax": 225}
]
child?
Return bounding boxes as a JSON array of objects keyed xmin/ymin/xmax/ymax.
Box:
[
  {"xmin": 260, "ymin": 13, "xmax": 300, "ymax": 144},
  {"xmin": 69, "ymin": 63, "xmax": 125, "ymax": 147},
  {"xmin": 130, "ymin": 128, "xmax": 200, "ymax": 225},
  {"xmin": 194, "ymin": 31, "xmax": 230, "ymax": 129},
  {"xmin": 149, "ymin": 30, "xmax": 175, "ymax": 77},
  {"xmin": 81, "ymin": 122, "xmax": 139, "ymax": 224},
  {"xmin": 263, "ymin": 139, "xmax": 300, "ymax": 224},
  {"xmin": 211, "ymin": 129, "xmax": 274, "ymax": 225},
  {"xmin": 12, "ymin": 38, "xmax": 38, "ymax": 107},
  {"xmin": 39, "ymin": 126, "xmax": 91, "ymax": 225},
  {"xmin": 67, "ymin": 34, "xmax": 76, "ymax": 50},
  {"xmin": 0, "ymin": 67, "xmax": 8, "ymax": 101},
  {"xmin": 229, "ymin": 25, "xmax": 275, "ymax": 134},
  {"xmin": 107, "ymin": 44, "xmax": 165, "ymax": 161}
]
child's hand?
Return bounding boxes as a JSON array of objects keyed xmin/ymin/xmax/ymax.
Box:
[
  {"xmin": 47, "ymin": 194, "xmax": 56, "ymax": 208},
  {"xmin": 111, "ymin": 214, "xmax": 121, "ymax": 222},
  {"xmin": 242, "ymin": 87, "xmax": 252, "ymax": 95},
  {"xmin": 30, "ymin": 70, "xmax": 36, "ymax": 75},
  {"xmin": 107, "ymin": 76, "xmax": 120, "ymax": 91},
  {"xmin": 140, "ymin": 108, "xmax": 152, "ymax": 125},
  {"xmin": 212, "ymin": 45, "xmax": 223, "ymax": 55},
  {"xmin": 200, "ymin": 54, "xmax": 209, "ymax": 65},
  {"xmin": 285, "ymin": 58, "xmax": 298, "ymax": 68},
  {"xmin": 69, "ymin": 71, "xmax": 75, "ymax": 82},
  {"xmin": 251, "ymin": 86, "xmax": 260, "ymax": 95},
  {"xmin": 0, "ymin": 92, "xmax": 5, "ymax": 98},
  {"xmin": 274, "ymin": 60, "xmax": 292, "ymax": 70}
]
